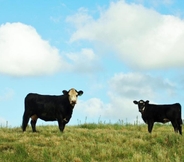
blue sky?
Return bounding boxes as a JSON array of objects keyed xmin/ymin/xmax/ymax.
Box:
[{"xmin": 1, "ymin": 0, "xmax": 184, "ymax": 127}]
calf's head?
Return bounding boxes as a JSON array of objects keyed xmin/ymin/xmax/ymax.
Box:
[
  {"xmin": 63, "ymin": 88, "xmax": 83, "ymax": 106},
  {"xmin": 133, "ymin": 100, "xmax": 149, "ymax": 113}
]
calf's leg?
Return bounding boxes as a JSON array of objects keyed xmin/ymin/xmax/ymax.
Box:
[
  {"xmin": 30, "ymin": 120, "xmax": 37, "ymax": 132},
  {"xmin": 177, "ymin": 119, "xmax": 182, "ymax": 135},
  {"xmin": 171, "ymin": 120, "xmax": 179, "ymax": 133},
  {"xmin": 148, "ymin": 121, "xmax": 154, "ymax": 133},
  {"xmin": 178, "ymin": 124, "xmax": 182, "ymax": 135},
  {"xmin": 30, "ymin": 115, "xmax": 38, "ymax": 132}
]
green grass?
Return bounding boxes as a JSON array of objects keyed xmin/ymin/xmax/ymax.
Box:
[{"xmin": 0, "ymin": 123, "xmax": 183, "ymax": 162}]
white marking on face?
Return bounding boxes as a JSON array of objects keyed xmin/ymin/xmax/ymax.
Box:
[
  {"xmin": 139, "ymin": 100, "xmax": 144, "ymax": 104},
  {"xmin": 141, "ymin": 106, "xmax": 145, "ymax": 112},
  {"xmin": 138, "ymin": 100, "xmax": 146, "ymax": 113},
  {"xmin": 68, "ymin": 88, "xmax": 78, "ymax": 106}
]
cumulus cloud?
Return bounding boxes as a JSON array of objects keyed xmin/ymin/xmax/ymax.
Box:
[
  {"xmin": 108, "ymin": 72, "xmax": 178, "ymax": 101},
  {"xmin": 79, "ymin": 98, "xmax": 112, "ymax": 118},
  {"xmin": 65, "ymin": 48, "xmax": 102, "ymax": 73},
  {"xmin": 0, "ymin": 22, "xmax": 67, "ymax": 76},
  {"xmin": 67, "ymin": 0, "xmax": 184, "ymax": 70},
  {"xmin": 77, "ymin": 95, "xmax": 139, "ymax": 124}
]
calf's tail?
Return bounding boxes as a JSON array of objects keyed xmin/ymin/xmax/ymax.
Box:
[{"xmin": 178, "ymin": 103, "xmax": 183, "ymax": 125}]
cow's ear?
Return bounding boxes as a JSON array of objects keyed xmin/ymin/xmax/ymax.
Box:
[
  {"xmin": 78, "ymin": 90, "xmax": 83, "ymax": 96},
  {"xmin": 146, "ymin": 100, "xmax": 149, "ymax": 104},
  {"xmin": 133, "ymin": 101, "xmax": 138, "ymax": 105},
  {"xmin": 62, "ymin": 90, "xmax": 68, "ymax": 95}
]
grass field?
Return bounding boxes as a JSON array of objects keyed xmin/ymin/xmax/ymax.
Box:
[{"xmin": 0, "ymin": 123, "xmax": 183, "ymax": 162}]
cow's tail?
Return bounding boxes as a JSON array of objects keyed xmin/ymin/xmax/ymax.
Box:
[
  {"xmin": 180, "ymin": 118, "xmax": 183, "ymax": 125},
  {"xmin": 179, "ymin": 118, "xmax": 183, "ymax": 125},
  {"xmin": 178, "ymin": 103, "xmax": 183, "ymax": 125}
]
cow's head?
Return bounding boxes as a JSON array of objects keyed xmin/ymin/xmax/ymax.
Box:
[
  {"xmin": 133, "ymin": 100, "xmax": 149, "ymax": 113},
  {"xmin": 63, "ymin": 88, "xmax": 83, "ymax": 106}
]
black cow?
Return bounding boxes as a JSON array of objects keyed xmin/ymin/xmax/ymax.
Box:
[
  {"xmin": 22, "ymin": 88, "xmax": 83, "ymax": 132},
  {"xmin": 133, "ymin": 100, "xmax": 182, "ymax": 135}
]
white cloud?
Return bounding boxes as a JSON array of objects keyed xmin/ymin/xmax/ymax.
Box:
[
  {"xmin": 0, "ymin": 22, "xmax": 68, "ymax": 76},
  {"xmin": 65, "ymin": 48, "xmax": 102, "ymax": 73},
  {"xmin": 77, "ymin": 96, "xmax": 139, "ymax": 124},
  {"xmin": 66, "ymin": 7, "xmax": 93, "ymax": 29},
  {"xmin": 79, "ymin": 98, "xmax": 111, "ymax": 118},
  {"xmin": 67, "ymin": 1, "xmax": 184, "ymax": 70},
  {"xmin": 108, "ymin": 72, "xmax": 178, "ymax": 101}
]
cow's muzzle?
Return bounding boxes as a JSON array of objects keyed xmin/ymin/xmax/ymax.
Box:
[{"xmin": 71, "ymin": 101, "xmax": 76, "ymax": 106}]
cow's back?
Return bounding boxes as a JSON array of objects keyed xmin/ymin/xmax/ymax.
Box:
[
  {"xmin": 144, "ymin": 103, "xmax": 182, "ymax": 122},
  {"xmin": 147, "ymin": 103, "xmax": 181, "ymax": 111},
  {"xmin": 25, "ymin": 93, "xmax": 62, "ymax": 112},
  {"xmin": 24, "ymin": 93, "xmax": 71, "ymax": 121}
]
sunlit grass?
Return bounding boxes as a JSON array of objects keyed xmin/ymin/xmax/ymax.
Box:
[{"xmin": 0, "ymin": 123, "xmax": 183, "ymax": 162}]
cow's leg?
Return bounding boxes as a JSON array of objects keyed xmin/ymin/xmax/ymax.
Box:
[
  {"xmin": 22, "ymin": 111, "xmax": 30, "ymax": 132},
  {"xmin": 57, "ymin": 119, "xmax": 66, "ymax": 132},
  {"xmin": 148, "ymin": 121, "xmax": 154, "ymax": 133},
  {"xmin": 177, "ymin": 119, "xmax": 182, "ymax": 135},
  {"xmin": 178, "ymin": 124, "xmax": 182, "ymax": 135},
  {"xmin": 171, "ymin": 120, "xmax": 178, "ymax": 133},
  {"xmin": 30, "ymin": 115, "xmax": 38, "ymax": 132}
]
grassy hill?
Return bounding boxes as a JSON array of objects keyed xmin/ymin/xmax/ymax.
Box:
[{"xmin": 0, "ymin": 123, "xmax": 183, "ymax": 162}]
